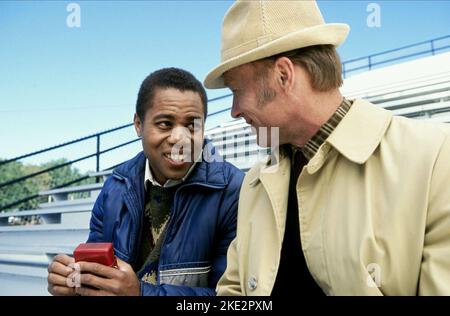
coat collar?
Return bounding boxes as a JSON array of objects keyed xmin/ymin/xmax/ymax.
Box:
[
  {"xmin": 248, "ymin": 147, "xmax": 290, "ymax": 187},
  {"xmin": 249, "ymin": 99, "xmax": 392, "ymax": 183},
  {"xmin": 325, "ymin": 98, "xmax": 392, "ymax": 165}
]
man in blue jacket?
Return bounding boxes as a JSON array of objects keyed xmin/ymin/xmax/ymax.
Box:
[{"xmin": 47, "ymin": 68, "xmax": 244, "ymax": 296}]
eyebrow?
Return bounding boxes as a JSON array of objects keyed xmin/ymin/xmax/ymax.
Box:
[
  {"xmin": 185, "ymin": 115, "xmax": 203, "ymax": 121},
  {"xmin": 153, "ymin": 114, "xmax": 175, "ymax": 121},
  {"xmin": 153, "ymin": 114, "xmax": 203, "ymax": 122},
  {"xmin": 223, "ymin": 79, "xmax": 233, "ymax": 88},
  {"xmin": 223, "ymin": 74, "xmax": 234, "ymax": 87}
]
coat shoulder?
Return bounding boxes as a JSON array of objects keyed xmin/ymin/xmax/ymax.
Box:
[{"xmin": 386, "ymin": 116, "xmax": 450, "ymax": 155}]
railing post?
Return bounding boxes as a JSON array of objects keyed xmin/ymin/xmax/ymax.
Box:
[
  {"xmin": 431, "ymin": 40, "xmax": 435, "ymax": 56},
  {"xmin": 368, "ymin": 56, "xmax": 372, "ymax": 70},
  {"xmin": 96, "ymin": 134, "xmax": 100, "ymax": 173}
]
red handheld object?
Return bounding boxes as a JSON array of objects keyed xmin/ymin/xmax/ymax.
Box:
[{"xmin": 73, "ymin": 243, "xmax": 117, "ymax": 268}]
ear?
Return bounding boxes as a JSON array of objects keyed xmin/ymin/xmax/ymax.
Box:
[
  {"xmin": 274, "ymin": 57, "xmax": 295, "ymax": 92},
  {"xmin": 134, "ymin": 113, "xmax": 142, "ymax": 137}
]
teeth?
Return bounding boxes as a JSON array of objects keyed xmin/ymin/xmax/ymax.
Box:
[{"xmin": 165, "ymin": 153, "xmax": 185, "ymax": 162}]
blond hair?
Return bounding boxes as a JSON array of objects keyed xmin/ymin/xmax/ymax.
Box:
[{"xmin": 257, "ymin": 45, "xmax": 343, "ymax": 92}]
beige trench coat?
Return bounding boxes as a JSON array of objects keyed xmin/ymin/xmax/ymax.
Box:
[{"xmin": 217, "ymin": 99, "xmax": 450, "ymax": 295}]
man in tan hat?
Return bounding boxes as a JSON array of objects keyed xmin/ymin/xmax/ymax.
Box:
[{"xmin": 204, "ymin": 0, "xmax": 450, "ymax": 295}]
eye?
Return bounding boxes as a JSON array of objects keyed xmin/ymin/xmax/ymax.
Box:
[
  {"xmin": 188, "ymin": 120, "xmax": 203, "ymax": 130},
  {"xmin": 230, "ymin": 88, "xmax": 238, "ymax": 94},
  {"xmin": 186, "ymin": 123, "xmax": 197, "ymax": 131},
  {"xmin": 157, "ymin": 121, "xmax": 172, "ymax": 129}
]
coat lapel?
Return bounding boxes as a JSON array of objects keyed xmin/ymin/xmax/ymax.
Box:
[{"xmin": 257, "ymin": 151, "xmax": 291, "ymax": 236}]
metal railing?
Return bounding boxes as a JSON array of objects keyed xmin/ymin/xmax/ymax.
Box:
[
  {"xmin": 0, "ymin": 94, "xmax": 232, "ymax": 212},
  {"xmin": 1, "ymin": 35, "xmax": 449, "ymax": 211},
  {"xmin": 342, "ymin": 35, "xmax": 450, "ymax": 78},
  {"xmin": 0, "ymin": 124, "xmax": 141, "ymax": 211}
]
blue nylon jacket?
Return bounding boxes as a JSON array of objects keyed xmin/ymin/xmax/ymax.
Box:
[{"xmin": 87, "ymin": 145, "xmax": 244, "ymax": 296}]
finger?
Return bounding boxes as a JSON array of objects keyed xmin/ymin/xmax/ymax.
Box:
[
  {"xmin": 48, "ymin": 260, "xmax": 75, "ymax": 277},
  {"xmin": 48, "ymin": 284, "xmax": 76, "ymax": 296},
  {"xmin": 116, "ymin": 258, "xmax": 133, "ymax": 273},
  {"xmin": 76, "ymin": 286, "xmax": 114, "ymax": 296},
  {"xmin": 79, "ymin": 273, "xmax": 117, "ymax": 292},
  {"xmin": 78, "ymin": 261, "xmax": 120, "ymax": 279},
  {"xmin": 53, "ymin": 254, "xmax": 75, "ymax": 266},
  {"xmin": 116, "ymin": 257, "xmax": 125, "ymax": 266},
  {"xmin": 48, "ymin": 272, "xmax": 70, "ymax": 287}
]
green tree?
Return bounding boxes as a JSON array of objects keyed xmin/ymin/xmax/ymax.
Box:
[
  {"xmin": 40, "ymin": 159, "xmax": 96, "ymax": 199},
  {"xmin": 0, "ymin": 158, "xmax": 95, "ymax": 212},
  {"xmin": 0, "ymin": 160, "xmax": 40, "ymax": 211}
]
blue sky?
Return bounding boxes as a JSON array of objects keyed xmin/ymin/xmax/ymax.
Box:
[{"xmin": 1, "ymin": 0, "xmax": 450, "ymax": 171}]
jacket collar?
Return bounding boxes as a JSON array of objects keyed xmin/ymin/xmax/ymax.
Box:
[
  {"xmin": 144, "ymin": 153, "xmax": 201, "ymax": 189},
  {"xmin": 112, "ymin": 139, "xmax": 228, "ymax": 190}
]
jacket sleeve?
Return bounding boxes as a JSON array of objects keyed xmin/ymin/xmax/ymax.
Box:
[
  {"xmin": 216, "ymin": 167, "xmax": 244, "ymax": 296},
  {"xmin": 419, "ymin": 133, "xmax": 450, "ymax": 295},
  {"xmin": 216, "ymin": 237, "xmax": 242, "ymax": 295},
  {"xmin": 86, "ymin": 185, "xmax": 106, "ymax": 243}
]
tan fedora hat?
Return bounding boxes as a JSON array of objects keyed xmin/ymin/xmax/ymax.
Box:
[{"xmin": 204, "ymin": 0, "xmax": 350, "ymax": 89}]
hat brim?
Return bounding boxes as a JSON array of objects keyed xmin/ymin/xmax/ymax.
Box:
[{"xmin": 204, "ymin": 23, "xmax": 350, "ymax": 89}]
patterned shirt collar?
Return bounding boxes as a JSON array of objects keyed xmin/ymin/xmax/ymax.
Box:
[{"xmin": 297, "ymin": 98, "xmax": 353, "ymax": 161}]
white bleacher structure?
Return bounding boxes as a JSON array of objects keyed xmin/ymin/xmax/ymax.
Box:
[
  {"xmin": 0, "ymin": 172, "xmax": 108, "ymax": 295},
  {"xmin": 1, "ymin": 49, "xmax": 449, "ymax": 295},
  {"xmin": 341, "ymin": 51, "xmax": 450, "ymax": 123}
]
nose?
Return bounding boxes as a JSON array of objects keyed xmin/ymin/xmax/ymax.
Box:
[
  {"xmin": 230, "ymin": 96, "xmax": 242, "ymax": 119},
  {"xmin": 167, "ymin": 126, "xmax": 190, "ymax": 145}
]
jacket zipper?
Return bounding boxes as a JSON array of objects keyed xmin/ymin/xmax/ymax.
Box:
[
  {"xmin": 115, "ymin": 169, "xmax": 226, "ymax": 276},
  {"xmin": 156, "ymin": 182, "xmax": 225, "ymax": 284}
]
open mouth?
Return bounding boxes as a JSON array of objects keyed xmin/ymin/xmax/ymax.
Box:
[{"xmin": 163, "ymin": 153, "xmax": 186, "ymax": 163}]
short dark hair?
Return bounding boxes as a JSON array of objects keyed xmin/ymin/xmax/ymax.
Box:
[{"xmin": 136, "ymin": 67, "xmax": 208, "ymax": 121}]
